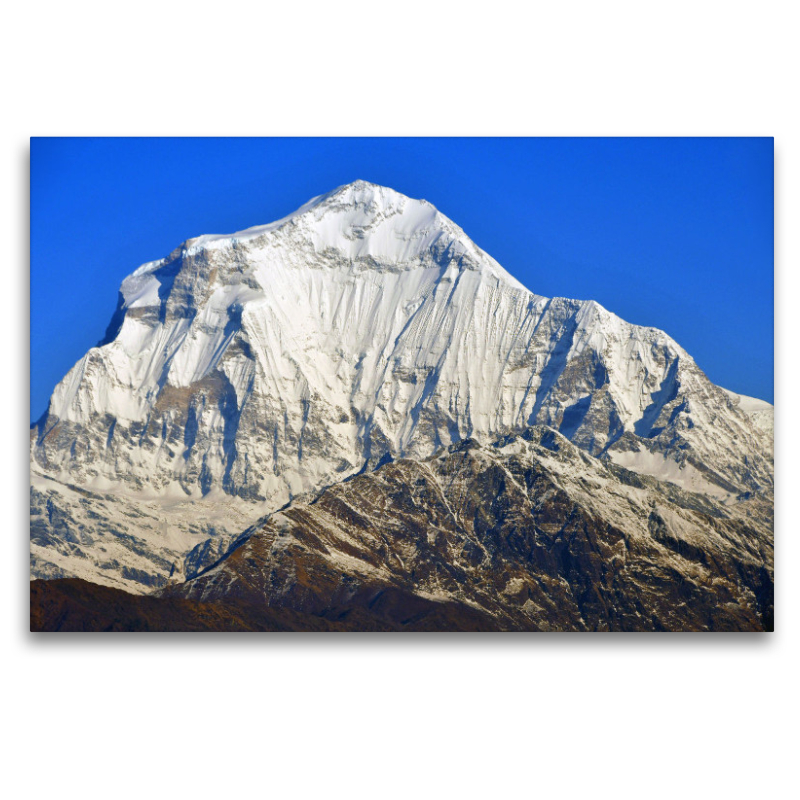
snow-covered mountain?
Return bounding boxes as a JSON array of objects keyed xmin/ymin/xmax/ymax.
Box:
[{"xmin": 30, "ymin": 180, "xmax": 773, "ymax": 592}]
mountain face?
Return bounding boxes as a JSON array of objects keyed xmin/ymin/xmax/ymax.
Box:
[{"xmin": 30, "ymin": 181, "xmax": 774, "ymax": 602}]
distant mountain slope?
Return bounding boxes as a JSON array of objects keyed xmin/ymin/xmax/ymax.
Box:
[{"xmin": 31, "ymin": 181, "xmax": 773, "ymax": 592}]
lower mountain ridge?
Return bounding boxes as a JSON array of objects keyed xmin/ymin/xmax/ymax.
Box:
[{"xmin": 34, "ymin": 426, "xmax": 772, "ymax": 632}]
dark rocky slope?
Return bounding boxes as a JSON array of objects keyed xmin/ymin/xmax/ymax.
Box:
[
  {"xmin": 31, "ymin": 578, "xmax": 501, "ymax": 632},
  {"xmin": 161, "ymin": 427, "xmax": 772, "ymax": 632}
]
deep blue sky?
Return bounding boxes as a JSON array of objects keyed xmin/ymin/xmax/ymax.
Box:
[{"xmin": 30, "ymin": 137, "xmax": 773, "ymax": 420}]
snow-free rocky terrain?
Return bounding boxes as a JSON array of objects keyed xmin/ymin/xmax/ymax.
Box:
[{"xmin": 30, "ymin": 181, "xmax": 774, "ymax": 630}]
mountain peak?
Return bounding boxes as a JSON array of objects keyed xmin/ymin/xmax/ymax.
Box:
[
  {"xmin": 321, "ymin": 179, "xmax": 426, "ymax": 206},
  {"xmin": 309, "ymin": 179, "xmax": 425, "ymax": 218},
  {"xmin": 119, "ymin": 180, "xmax": 528, "ymax": 324},
  {"xmin": 329, "ymin": 178, "xmax": 392, "ymax": 193},
  {"xmin": 169, "ymin": 180, "xmax": 435, "ymax": 259}
]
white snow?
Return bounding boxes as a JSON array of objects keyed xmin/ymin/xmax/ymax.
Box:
[
  {"xmin": 606, "ymin": 447, "xmax": 732, "ymax": 501},
  {"xmin": 721, "ymin": 388, "xmax": 774, "ymax": 436}
]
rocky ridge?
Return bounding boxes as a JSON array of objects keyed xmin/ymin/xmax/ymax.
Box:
[{"xmin": 163, "ymin": 427, "xmax": 773, "ymax": 631}]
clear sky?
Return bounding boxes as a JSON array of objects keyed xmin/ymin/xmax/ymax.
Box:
[{"xmin": 30, "ymin": 137, "xmax": 774, "ymax": 421}]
